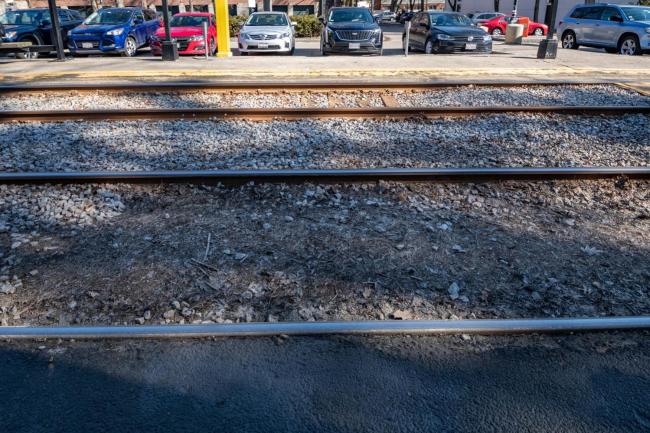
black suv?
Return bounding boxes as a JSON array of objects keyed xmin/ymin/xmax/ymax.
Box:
[
  {"xmin": 0, "ymin": 8, "xmax": 83, "ymax": 58},
  {"xmin": 319, "ymin": 7, "xmax": 383, "ymax": 55}
]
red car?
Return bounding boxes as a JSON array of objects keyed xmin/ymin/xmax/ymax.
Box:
[
  {"xmin": 482, "ymin": 15, "xmax": 548, "ymax": 37},
  {"xmin": 151, "ymin": 12, "xmax": 216, "ymax": 56}
]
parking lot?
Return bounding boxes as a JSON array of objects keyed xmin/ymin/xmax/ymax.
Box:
[{"xmin": 2, "ymin": 23, "xmax": 650, "ymax": 84}]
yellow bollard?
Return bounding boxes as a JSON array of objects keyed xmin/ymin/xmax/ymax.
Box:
[{"xmin": 214, "ymin": 0, "xmax": 232, "ymax": 57}]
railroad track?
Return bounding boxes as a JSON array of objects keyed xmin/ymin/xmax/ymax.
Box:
[
  {"xmin": 0, "ymin": 105, "xmax": 648, "ymax": 123},
  {"xmin": 1, "ymin": 167, "xmax": 648, "ymax": 185}
]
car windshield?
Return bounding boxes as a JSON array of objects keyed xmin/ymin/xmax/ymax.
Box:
[
  {"xmin": 84, "ymin": 9, "xmax": 132, "ymax": 25},
  {"xmin": 0, "ymin": 10, "xmax": 50, "ymax": 25},
  {"xmin": 328, "ymin": 9, "xmax": 374, "ymax": 23},
  {"xmin": 620, "ymin": 7, "xmax": 650, "ymax": 21},
  {"xmin": 430, "ymin": 13, "xmax": 472, "ymax": 26},
  {"xmin": 170, "ymin": 15, "xmax": 209, "ymax": 27},
  {"xmin": 246, "ymin": 14, "xmax": 288, "ymax": 26}
]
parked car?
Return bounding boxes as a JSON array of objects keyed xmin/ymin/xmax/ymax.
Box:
[
  {"xmin": 559, "ymin": 4, "xmax": 650, "ymax": 55},
  {"xmin": 374, "ymin": 10, "xmax": 396, "ymax": 22},
  {"xmin": 150, "ymin": 12, "xmax": 216, "ymax": 56},
  {"xmin": 483, "ymin": 15, "xmax": 548, "ymax": 36},
  {"xmin": 0, "ymin": 8, "xmax": 83, "ymax": 58},
  {"xmin": 68, "ymin": 7, "xmax": 160, "ymax": 57},
  {"xmin": 320, "ymin": 7, "xmax": 383, "ymax": 55},
  {"xmin": 403, "ymin": 11, "xmax": 492, "ymax": 54},
  {"xmin": 469, "ymin": 12, "xmax": 505, "ymax": 25},
  {"xmin": 238, "ymin": 12, "xmax": 295, "ymax": 55}
]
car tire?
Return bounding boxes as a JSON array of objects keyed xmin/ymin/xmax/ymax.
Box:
[
  {"xmin": 121, "ymin": 37, "xmax": 137, "ymax": 57},
  {"xmin": 561, "ymin": 31, "xmax": 579, "ymax": 50},
  {"xmin": 240, "ymin": 51, "xmax": 248, "ymax": 56},
  {"xmin": 533, "ymin": 28, "xmax": 544, "ymax": 36},
  {"xmin": 320, "ymin": 40, "xmax": 328, "ymax": 56},
  {"xmin": 491, "ymin": 28, "xmax": 503, "ymax": 36},
  {"xmin": 16, "ymin": 37, "xmax": 40, "ymax": 59},
  {"xmin": 619, "ymin": 35, "xmax": 641, "ymax": 55},
  {"xmin": 605, "ymin": 47, "xmax": 618, "ymax": 54},
  {"xmin": 424, "ymin": 38, "xmax": 436, "ymax": 54},
  {"xmin": 210, "ymin": 38, "xmax": 217, "ymax": 56}
]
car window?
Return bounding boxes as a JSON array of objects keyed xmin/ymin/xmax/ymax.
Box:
[
  {"xmin": 582, "ymin": 7, "xmax": 604, "ymax": 20},
  {"xmin": 133, "ymin": 11, "xmax": 144, "ymax": 22},
  {"xmin": 57, "ymin": 10, "xmax": 69, "ymax": 22},
  {"xmin": 570, "ymin": 7, "xmax": 588, "ymax": 19},
  {"xmin": 328, "ymin": 9, "xmax": 374, "ymax": 23},
  {"xmin": 170, "ymin": 15, "xmax": 210, "ymax": 27},
  {"xmin": 430, "ymin": 13, "xmax": 472, "ymax": 26},
  {"xmin": 246, "ymin": 13, "xmax": 288, "ymax": 26},
  {"xmin": 143, "ymin": 10, "xmax": 157, "ymax": 21},
  {"xmin": 620, "ymin": 6, "xmax": 650, "ymax": 21},
  {"xmin": 600, "ymin": 7, "xmax": 622, "ymax": 21},
  {"xmin": 0, "ymin": 9, "xmax": 50, "ymax": 25},
  {"xmin": 84, "ymin": 9, "xmax": 132, "ymax": 25}
]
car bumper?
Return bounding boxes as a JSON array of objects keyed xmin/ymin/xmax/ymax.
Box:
[
  {"xmin": 151, "ymin": 40, "xmax": 210, "ymax": 55},
  {"xmin": 641, "ymin": 34, "xmax": 650, "ymax": 50},
  {"xmin": 436, "ymin": 40, "xmax": 492, "ymax": 53},
  {"xmin": 323, "ymin": 40, "xmax": 382, "ymax": 54},
  {"xmin": 69, "ymin": 36, "xmax": 126, "ymax": 54},
  {"xmin": 238, "ymin": 38, "xmax": 293, "ymax": 52}
]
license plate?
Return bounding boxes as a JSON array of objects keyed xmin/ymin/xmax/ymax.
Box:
[
  {"xmin": 349, "ymin": 42, "xmax": 360, "ymax": 50},
  {"xmin": 81, "ymin": 42, "xmax": 93, "ymax": 49},
  {"xmin": 258, "ymin": 42, "xmax": 269, "ymax": 49},
  {"xmin": 465, "ymin": 43, "xmax": 477, "ymax": 50}
]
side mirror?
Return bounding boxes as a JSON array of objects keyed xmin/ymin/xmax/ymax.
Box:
[
  {"xmin": 133, "ymin": 18, "xmax": 144, "ymax": 25},
  {"xmin": 40, "ymin": 19, "xmax": 51, "ymax": 27},
  {"xmin": 610, "ymin": 15, "xmax": 623, "ymax": 22},
  {"xmin": 318, "ymin": 16, "xmax": 325, "ymax": 24}
]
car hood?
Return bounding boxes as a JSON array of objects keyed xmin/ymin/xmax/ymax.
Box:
[
  {"xmin": 434, "ymin": 26, "xmax": 487, "ymax": 36},
  {"xmin": 2, "ymin": 24, "xmax": 37, "ymax": 33},
  {"xmin": 71, "ymin": 24, "xmax": 127, "ymax": 34},
  {"xmin": 240, "ymin": 25, "xmax": 289, "ymax": 34},
  {"xmin": 327, "ymin": 22, "xmax": 379, "ymax": 31},
  {"xmin": 154, "ymin": 26, "xmax": 203, "ymax": 37}
]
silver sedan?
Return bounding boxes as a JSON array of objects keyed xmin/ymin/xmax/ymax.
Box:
[{"xmin": 238, "ymin": 12, "xmax": 295, "ymax": 55}]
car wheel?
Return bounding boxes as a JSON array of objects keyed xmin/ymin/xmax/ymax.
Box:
[
  {"xmin": 240, "ymin": 51, "xmax": 248, "ymax": 56},
  {"xmin": 533, "ymin": 27, "xmax": 544, "ymax": 36},
  {"xmin": 121, "ymin": 37, "xmax": 137, "ymax": 57},
  {"xmin": 320, "ymin": 40, "xmax": 328, "ymax": 56},
  {"xmin": 16, "ymin": 37, "xmax": 40, "ymax": 59},
  {"xmin": 605, "ymin": 47, "xmax": 618, "ymax": 54},
  {"xmin": 210, "ymin": 38, "xmax": 217, "ymax": 56},
  {"xmin": 491, "ymin": 28, "xmax": 503, "ymax": 36},
  {"xmin": 561, "ymin": 31, "xmax": 579, "ymax": 49},
  {"xmin": 619, "ymin": 35, "xmax": 641, "ymax": 55},
  {"xmin": 424, "ymin": 38, "xmax": 435, "ymax": 54},
  {"xmin": 288, "ymin": 45, "xmax": 295, "ymax": 56}
]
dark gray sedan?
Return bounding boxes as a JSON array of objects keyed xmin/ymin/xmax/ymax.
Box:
[{"xmin": 403, "ymin": 11, "xmax": 492, "ymax": 54}]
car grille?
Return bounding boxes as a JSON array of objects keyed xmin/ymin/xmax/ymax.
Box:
[
  {"xmin": 248, "ymin": 44, "xmax": 282, "ymax": 49},
  {"xmin": 451, "ymin": 35, "xmax": 481, "ymax": 42},
  {"xmin": 335, "ymin": 30, "xmax": 374, "ymax": 41},
  {"xmin": 175, "ymin": 37, "xmax": 190, "ymax": 51},
  {"xmin": 249, "ymin": 34, "xmax": 278, "ymax": 40}
]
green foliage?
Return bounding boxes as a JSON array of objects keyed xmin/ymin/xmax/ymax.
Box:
[
  {"xmin": 228, "ymin": 16, "xmax": 247, "ymax": 37},
  {"xmin": 290, "ymin": 15, "xmax": 323, "ymax": 38}
]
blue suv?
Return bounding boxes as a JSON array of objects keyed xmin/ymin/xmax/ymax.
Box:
[
  {"xmin": 69, "ymin": 7, "xmax": 160, "ymax": 57},
  {"xmin": 559, "ymin": 4, "xmax": 650, "ymax": 55}
]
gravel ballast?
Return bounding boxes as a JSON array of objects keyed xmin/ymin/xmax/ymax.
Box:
[
  {"xmin": 1, "ymin": 114, "xmax": 648, "ymax": 172},
  {"xmin": 0, "ymin": 85, "xmax": 647, "ymax": 111},
  {"xmin": 1, "ymin": 180, "xmax": 649, "ymax": 326}
]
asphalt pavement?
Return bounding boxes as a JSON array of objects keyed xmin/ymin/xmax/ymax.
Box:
[{"xmin": 1, "ymin": 332, "xmax": 649, "ymax": 432}]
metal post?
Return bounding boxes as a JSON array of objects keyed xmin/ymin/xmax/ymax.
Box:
[
  {"xmin": 203, "ymin": 20, "xmax": 209, "ymax": 59},
  {"xmin": 160, "ymin": 0, "xmax": 178, "ymax": 60},
  {"xmin": 536, "ymin": 0, "xmax": 559, "ymax": 58},
  {"xmin": 404, "ymin": 20, "xmax": 410, "ymax": 56},
  {"xmin": 47, "ymin": 0, "xmax": 66, "ymax": 61},
  {"xmin": 263, "ymin": 0, "xmax": 272, "ymax": 11},
  {"xmin": 214, "ymin": 0, "xmax": 231, "ymax": 57}
]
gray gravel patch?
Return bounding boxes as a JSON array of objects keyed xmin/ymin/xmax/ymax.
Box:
[
  {"xmin": 1, "ymin": 114, "xmax": 648, "ymax": 172},
  {"xmin": 0, "ymin": 85, "xmax": 647, "ymax": 111}
]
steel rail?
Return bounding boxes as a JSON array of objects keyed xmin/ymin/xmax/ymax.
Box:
[
  {"xmin": 1, "ymin": 105, "xmax": 648, "ymax": 123},
  {"xmin": 1, "ymin": 317, "xmax": 649, "ymax": 340},
  {"xmin": 0, "ymin": 80, "xmax": 605, "ymax": 94},
  {"xmin": 1, "ymin": 167, "xmax": 648, "ymax": 185}
]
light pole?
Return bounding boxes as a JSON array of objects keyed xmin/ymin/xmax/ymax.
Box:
[
  {"xmin": 47, "ymin": 0, "xmax": 66, "ymax": 61},
  {"xmin": 160, "ymin": 0, "xmax": 178, "ymax": 60},
  {"xmin": 536, "ymin": 0, "xmax": 559, "ymax": 58}
]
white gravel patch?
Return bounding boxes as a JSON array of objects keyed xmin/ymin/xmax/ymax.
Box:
[
  {"xmin": 1, "ymin": 114, "xmax": 647, "ymax": 171},
  {"xmin": 0, "ymin": 85, "xmax": 646, "ymax": 111}
]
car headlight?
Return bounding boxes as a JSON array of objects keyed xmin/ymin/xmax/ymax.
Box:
[
  {"xmin": 281, "ymin": 32, "xmax": 290, "ymax": 38},
  {"xmin": 483, "ymin": 35, "xmax": 492, "ymax": 42},
  {"xmin": 436, "ymin": 33, "xmax": 451, "ymax": 40},
  {"xmin": 645, "ymin": 27, "xmax": 650, "ymax": 34},
  {"xmin": 106, "ymin": 28, "xmax": 124, "ymax": 36},
  {"xmin": 4, "ymin": 31, "xmax": 17, "ymax": 39},
  {"xmin": 189, "ymin": 35, "xmax": 204, "ymax": 41},
  {"xmin": 239, "ymin": 32, "xmax": 249, "ymax": 40}
]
